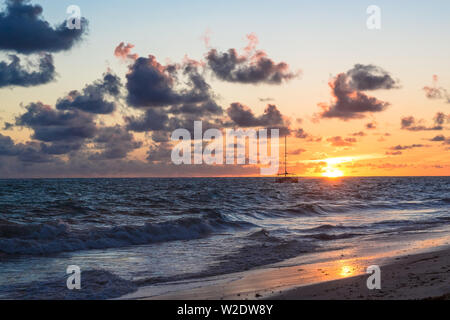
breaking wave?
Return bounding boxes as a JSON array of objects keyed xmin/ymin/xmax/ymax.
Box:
[{"xmin": 0, "ymin": 214, "xmax": 254, "ymax": 256}]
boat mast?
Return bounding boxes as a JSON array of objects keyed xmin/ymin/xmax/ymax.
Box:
[{"xmin": 284, "ymin": 135, "xmax": 287, "ymax": 176}]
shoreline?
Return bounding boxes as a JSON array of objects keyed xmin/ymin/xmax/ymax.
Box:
[
  {"xmin": 270, "ymin": 247, "xmax": 450, "ymax": 300},
  {"xmin": 118, "ymin": 232, "xmax": 450, "ymax": 300}
]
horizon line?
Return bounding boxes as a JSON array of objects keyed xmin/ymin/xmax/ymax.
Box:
[{"xmin": 1, "ymin": 175, "xmax": 449, "ymax": 180}]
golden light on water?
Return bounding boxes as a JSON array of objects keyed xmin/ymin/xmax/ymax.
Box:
[{"xmin": 340, "ymin": 265, "xmax": 354, "ymax": 277}]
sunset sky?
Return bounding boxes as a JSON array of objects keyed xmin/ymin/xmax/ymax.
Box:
[{"xmin": 0, "ymin": 0, "xmax": 449, "ymax": 177}]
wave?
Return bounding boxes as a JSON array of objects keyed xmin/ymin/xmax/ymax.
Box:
[
  {"xmin": 284, "ymin": 203, "xmax": 331, "ymax": 215},
  {"xmin": 0, "ymin": 213, "xmax": 254, "ymax": 256},
  {"xmin": 303, "ymin": 232, "xmax": 362, "ymax": 241},
  {"xmin": 304, "ymin": 224, "xmax": 361, "ymax": 232},
  {"xmin": 280, "ymin": 200, "xmax": 436, "ymax": 217},
  {"xmin": 0, "ymin": 269, "xmax": 137, "ymax": 300}
]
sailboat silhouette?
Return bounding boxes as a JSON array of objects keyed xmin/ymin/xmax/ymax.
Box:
[{"xmin": 275, "ymin": 135, "xmax": 299, "ymax": 183}]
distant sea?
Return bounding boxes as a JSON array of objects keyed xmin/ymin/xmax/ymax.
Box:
[{"xmin": 0, "ymin": 177, "xmax": 449, "ymax": 299}]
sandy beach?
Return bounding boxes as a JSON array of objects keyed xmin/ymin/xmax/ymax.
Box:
[
  {"xmin": 271, "ymin": 248, "xmax": 450, "ymax": 300},
  {"xmin": 119, "ymin": 235, "xmax": 450, "ymax": 300}
]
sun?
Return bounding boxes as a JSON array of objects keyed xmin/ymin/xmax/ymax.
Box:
[{"xmin": 322, "ymin": 167, "xmax": 344, "ymax": 178}]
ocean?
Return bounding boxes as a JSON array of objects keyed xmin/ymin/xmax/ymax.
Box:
[{"xmin": 0, "ymin": 177, "xmax": 449, "ymax": 299}]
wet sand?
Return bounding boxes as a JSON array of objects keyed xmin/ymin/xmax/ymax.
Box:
[
  {"xmin": 271, "ymin": 248, "xmax": 450, "ymax": 300},
  {"xmin": 119, "ymin": 236, "xmax": 450, "ymax": 300}
]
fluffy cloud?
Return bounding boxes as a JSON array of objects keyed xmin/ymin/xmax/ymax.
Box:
[
  {"xmin": 401, "ymin": 112, "xmax": 449, "ymax": 131},
  {"xmin": 0, "ymin": 0, "xmax": 87, "ymax": 54},
  {"xmin": 226, "ymin": 103, "xmax": 287, "ymax": 128},
  {"xmin": 318, "ymin": 73, "xmax": 390, "ymax": 120},
  {"xmin": 346, "ymin": 64, "xmax": 400, "ymax": 91},
  {"xmin": 206, "ymin": 34, "xmax": 300, "ymax": 85},
  {"xmin": 126, "ymin": 56, "xmax": 212, "ymax": 108},
  {"xmin": 125, "ymin": 109, "xmax": 169, "ymax": 132},
  {"xmin": 294, "ymin": 128, "xmax": 309, "ymax": 139},
  {"xmin": 16, "ymin": 102, "xmax": 97, "ymax": 144},
  {"xmin": 0, "ymin": 0, "xmax": 87, "ymax": 89},
  {"xmin": 114, "ymin": 42, "xmax": 138, "ymax": 61},
  {"xmin": 0, "ymin": 133, "xmax": 53, "ymax": 162},
  {"xmin": 55, "ymin": 72, "xmax": 122, "ymax": 114},
  {"xmin": 0, "ymin": 53, "xmax": 55, "ymax": 88},
  {"xmin": 89, "ymin": 126, "xmax": 142, "ymax": 160},
  {"xmin": 10, "ymin": 72, "xmax": 137, "ymax": 162}
]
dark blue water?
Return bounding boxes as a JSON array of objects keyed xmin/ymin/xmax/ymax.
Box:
[{"xmin": 0, "ymin": 177, "xmax": 449, "ymax": 299}]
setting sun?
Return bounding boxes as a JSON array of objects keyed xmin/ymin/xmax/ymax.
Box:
[
  {"xmin": 320, "ymin": 157, "xmax": 351, "ymax": 177},
  {"xmin": 322, "ymin": 167, "xmax": 344, "ymax": 178}
]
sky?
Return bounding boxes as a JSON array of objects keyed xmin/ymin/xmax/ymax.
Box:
[{"xmin": 0, "ymin": 0, "xmax": 449, "ymax": 178}]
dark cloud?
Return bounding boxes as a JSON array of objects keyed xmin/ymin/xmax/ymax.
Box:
[
  {"xmin": 306, "ymin": 136, "xmax": 322, "ymax": 143},
  {"xmin": 0, "ymin": 132, "xmax": 21, "ymax": 156},
  {"xmin": 0, "ymin": 0, "xmax": 88, "ymax": 54},
  {"xmin": 40, "ymin": 141, "xmax": 81, "ymax": 155},
  {"xmin": 350, "ymin": 131, "xmax": 366, "ymax": 137},
  {"xmin": 290, "ymin": 148, "xmax": 306, "ymax": 155},
  {"xmin": 366, "ymin": 122, "xmax": 377, "ymax": 129},
  {"xmin": 294, "ymin": 128, "xmax": 309, "ymax": 139},
  {"xmin": 318, "ymin": 73, "xmax": 390, "ymax": 120},
  {"xmin": 126, "ymin": 56, "xmax": 211, "ymax": 108},
  {"xmin": 0, "ymin": 53, "xmax": 55, "ymax": 88},
  {"xmin": 125, "ymin": 109, "xmax": 169, "ymax": 132},
  {"xmin": 0, "ymin": 133, "xmax": 53, "ymax": 162},
  {"xmin": 9, "ymin": 99, "xmax": 142, "ymax": 164},
  {"xmin": 125, "ymin": 107, "xmax": 223, "ymax": 139},
  {"xmin": 122, "ymin": 52, "xmax": 226, "ymax": 134},
  {"xmin": 225, "ymin": 102, "xmax": 291, "ymax": 136},
  {"xmin": 401, "ymin": 112, "xmax": 448, "ymax": 131},
  {"xmin": 12, "ymin": 72, "xmax": 123, "ymax": 157},
  {"xmin": 3, "ymin": 122, "xmax": 13, "ymax": 130},
  {"xmin": 346, "ymin": 64, "xmax": 400, "ymax": 91},
  {"xmin": 89, "ymin": 125, "xmax": 142, "ymax": 160},
  {"xmin": 385, "ymin": 151, "xmax": 402, "ymax": 156},
  {"xmin": 430, "ymin": 135, "xmax": 445, "ymax": 142},
  {"xmin": 146, "ymin": 142, "xmax": 172, "ymax": 162},
  {"xmin": 12, "ymin": 103, "xmax": 142, "ymax": 163},
  {"xmin": 16, "ymin": 102, "xmax": 97, "ymax": 143},
  {"xmin": 423, "ymin": 75, "xmax": 450, "ymax": 103},
  {"xmin": 326, "ymin": 136, "xmax": 357, "ymax": 147},
  {"xmin": 428, "ymin": 135, "xmax": 450, "ymax": 145},
  {"xmin": 56, "ymin": 72, "xmax": 122, "ymax": 114},
  {"xmin": 205, "ymin": 34, "xmax": 299, "ymax": 85},
  {"xmin": 227, "ymin": 103, "xmax": 285, "ymax": 127},
  {"xmin": 168, "ymin": 100, "xmax": 222, "ymax": 116},
  {"xmin": 434, "ymin": 112, "xmax": 450, "ymax": 125},
  {"xmin": 390, "ymin": 144, "xmax": 428, "ymax": 150},
  {"xmin": 151, "ymin": 131, "xmax": 170, "ymax": 143}
]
